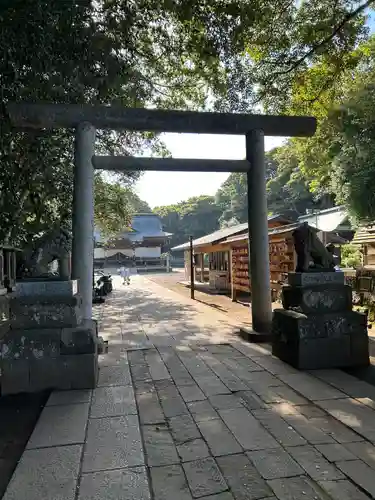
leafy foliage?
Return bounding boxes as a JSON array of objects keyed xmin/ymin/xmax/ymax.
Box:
[
  {"xmin": 341, "ymin": 243, "xmax": 363, "ymax": 268},
  {"xmin": 154, "ymin": 196, "xmax": 222, "ymax": 247},
  {"xmin": 272, "ymin": 35, "xmax": 375, "ymax": 223},
  {"xmin": 94, "ymin": 175, "xmax": 151, "ymax": 238},
  {"xmin": 1, "ymin": 0, "xmax": 373, "ymax": 247}
]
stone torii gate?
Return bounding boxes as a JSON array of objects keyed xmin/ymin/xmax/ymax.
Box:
[{"xmin": 7, "ymin": 103, "xmax": 316, "ymax": 334}]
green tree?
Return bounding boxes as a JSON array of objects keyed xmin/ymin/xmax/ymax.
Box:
[
  {"xmin": 154, "ymin": 196, "xmax": 221, "ymax": 247},
  {"xmin": 330, "ymin": 84, "xmax": 375, "ymax": 222},
  {"xmin": 94, "ymin": 175, "xmax": 151, "ymax": 238},
  {"xmin": 1, "ymin": 0, "xmax": 372, "ymax": 246},
  {"xmin": 341, "ymin": 243, "xmax": 363, "ymax": 268},
  {"xmin": 274, "ymin": 35, "xmax": 375, "ymax": 222}
]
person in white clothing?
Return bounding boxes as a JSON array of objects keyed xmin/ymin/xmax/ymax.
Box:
[{"xmin": 119, "ymin": 266, "xmax": 130, "ymax": 285}]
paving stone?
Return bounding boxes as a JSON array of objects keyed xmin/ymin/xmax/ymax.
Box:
[
  {"xmin": 309, "ymin": 416, "xmax": 364, "ymax": 443},
  {"xmin": 248, "ymin": 448, "xmax": 303, "ymax": 479},
  {"xmin": 168, "ymin": 414, "xmax": 200, "ymax": 444},
  {"xmin": 46, "ymin": 389, "xmax": 92, "ymax": 406},
  {"xmin": 250, "ymin": 387, "xmax": 285, "ymax": 404},
  {"xmin": 197, "ymin": 418, "xmax": 242, "ymax": 457},
  {"xmin": 234, "ymin": 390, "xmax": 266, "ymax": 410},
  {"xmin": 250, "ymin": 355, "xmax": 298, "ymax": 375},
  {"xmin": 187, "ymin": 400, "xmax": 219, "ymax": 422},
  {"xmin": 154, "ymin": 379, "xmax": 175, "ymax": 390},
  {"xmin": 126, "ymin": 349, "xmax": 145, "ymax": 366},
  {"xmin": 294, "ymin": 404, "xmax": 325, "ymax": 418},
  {"xmin": 3, "ymin": 445, "xmax": 81, "ymax": 500},
  {"xmin": 145, "ymin": 349, "xmax": 171, "ymax": 380},
  {"xmin": 178, "ymin": 384, "xmax": 206, "ymax": 402},
  {"xmin": 317, "ymin": 398, "xmax": 375, "ymax": 441},
  {"xmin": 194, "ymin": 375, "xmax": 231, "ymax": 397},
  {"xmin": 198, "ymin": 353, "xmax": 249, "ymax": 391},
  {"xmin": 318, "ymin": 479, "xmax": 370, "ymax": 500},
  {"xmin": 287, "ymin": 445, "xmax": 344, "ymax": 481},
  {"xmin": 231, "ymin": 340, "xmax": 271, "ymax": 359},
  {"xmin": 281, "ymin": 413, "xmax": 335, "ymax": 444},
  {"xmin": 315, "ymin": 443, "xmax": 357, "ymax": 462},
  {"xmin": 137, "ymin": 391, "xmax": 165, "ymax": 425},
  {"xmin": 313, "ymin": 369, "xmax": 375, "ymax": 400},
  {"xmin": 150, "ymin": 464, "xmax": 193, "ymax": 500},
  {"xmin": 232, "ymin": 354, "xmax": 269, "ymax": 372},
  {"xmin": 217, "ymin": 453, "xmax": 272, "ymax": 500},
  {"xmin": 219, "ymin": 408, "xmax": 280, "ymax": 451},
  {"xmin": 200, "ymin": 494, "xmax": 235, "ymax": 500},
  {"xmin": 345, "ymin": 441, "xmax": 375, "ymax": 469},
  {"xmin": 158, "ymin": 347, "xmax": 193, "ymax": 383},
  {"xmin": 272, "ymin": 385, "xmax": 310, "ymax": 406},
  {"xmin": 82, "ymin": 415, "xmax": 144, "ymax": 472},
  {"xmin": 176, "ymin": 351, "xmax": 213, "ymax": 377},
  {"xmin": 336, "ymin": 460, "xmax": 375, "ymax": 497},
  {"xmin": 175, "ymin": 375, "xmax": 196, "ymax": 386},
  {"xmin": 143, "ymin": 424, "xmax": 179, "ymax": 466},
  {"xmin": 219, "ymin": 356, "xmax": 264, "ymax": 382},
  {"xmin": 183, "ymin": 457, "xmax": 228, "ymax": 498},
  {"xmin": 209, "ymin": 394, "xmax": 244, "ymax": 410},
  {"xmin": 158, "ymin": 385, "xmax": 189, "ymax": 417},
  {"xmin": 129, "ymin": 362, "xmax": 152, "ymax": 382},
  {"xmin": 252, "ymin": 410, "xmax": 306, "ymax": 447},
  {"xmin": 78, "ymin": 467, "xmax": 151, "ymax": 500},
  {"xmin": 357, "ymin": 396, "xmax": 375, "ymax": 410},
  {"xmin": 90, "ymin": 386, "xmax": 136, "ymax": 418},
  {"xmin": 268, "ymin": 476, "xmax": 327, "ymax": 500},
  {"xmin": 27, "ymin": 403, "xmax": 89, "ymax": 449},
  {"xmin": 98, "ymin": 364, "xmax": 131, "ymax": 386},
  {"xmin": 177, "ymin": 439, "xmax": 210, "ymax": 462},
  {"xmin": 242, "ymin": 371, "xmax": 283, "ymax": 389},
  {"xmin": 204, "ymin": 344, "xmax": 239, "ymax": 355},
  {"xmin": 98, "ymin": 349, "xmax": 125, "ymax": 367},
  {"xmin": 134, "ymin": 379, "xmax": 156, "ymax": 394},
  {"xmin": 278, "ymin": 373, "xmax": 346, "ymax": 401}
]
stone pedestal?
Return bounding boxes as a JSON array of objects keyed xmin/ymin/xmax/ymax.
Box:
[
  {"xmin": 272, "ymin": 272, "xmax": 369, "ymax": 370},
  {"xmin": 0, "ymin": 280, "xmax": 100, "ymax": 395}
]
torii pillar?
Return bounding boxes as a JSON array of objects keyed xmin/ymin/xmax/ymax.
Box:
[{"xmin": 71, "ymin": 123, "xmax": 96, "ymax": 319}]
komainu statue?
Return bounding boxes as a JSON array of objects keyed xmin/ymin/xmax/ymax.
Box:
[
  {"xmin": 22, "ymin": 226, "xmax": 72, "ymax": 279},
  {"xmin": 292, "ymin": 222, "xmax": 335, "ymax": 273}
]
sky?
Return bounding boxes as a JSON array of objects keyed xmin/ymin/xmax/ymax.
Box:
[{"xmin": 134, "ymin": 133, "xmax": 285, "ymax": 208}]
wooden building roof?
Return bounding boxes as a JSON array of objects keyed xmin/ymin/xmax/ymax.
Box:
[{"xmin": 171, "ymin": 214, "xmax": 293, "ymax": 252}]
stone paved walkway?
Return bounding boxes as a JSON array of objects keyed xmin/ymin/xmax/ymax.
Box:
[{"xmin": 4, "ymin": 276, "xmax": 375, "ymax": 499}]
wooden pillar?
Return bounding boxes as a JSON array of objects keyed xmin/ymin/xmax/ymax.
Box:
[
  {"xmin": 200, "ymin": 254, "xmax": 205, "ymax": 282},
  {"xmin": 230, "ymin": 248, "xmax": 237, "ymax": 302},
  {"xmin": 189, "ymin": 236, "xmax": 195, "ymax": 299}
]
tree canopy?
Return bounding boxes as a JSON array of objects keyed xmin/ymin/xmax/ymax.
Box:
[
  {"xmin": 154, "ymin": 196, "xmax": 222, "ymax": 247},
  {"xmin": 1, "ymin": 0, "xmax": 374, "ymax": 246}
]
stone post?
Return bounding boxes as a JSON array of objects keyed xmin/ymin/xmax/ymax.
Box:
[
  {"xmin": 246, "ymin": 130, "xmax": 272, "ymax": 333},
  {"xmin": 72, "ymin": 123, "xmax": 96, "ymax": 320}
]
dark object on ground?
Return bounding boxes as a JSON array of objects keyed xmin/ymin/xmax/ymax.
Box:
[
  {"xmin": 292, "ymin": 223, "xmax": 335, "ymax": 272},
  {"xmin": 0, "ymin": 391, "xmax": 49, "ymax": 498},
  {"xmin": 93, "ymin": 271, "xmax": 112, "ymax": 298},
  {"xmin": 97, "ymin": 272, "xmax": 113, "ymax": 294},
  {"xmin": 93, "ymin": 296, "xmax": 105, "ymax": 304}
]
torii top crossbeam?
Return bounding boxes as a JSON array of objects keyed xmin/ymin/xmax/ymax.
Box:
[{"xmin": 7, "ymin": 102, "xmax": 316, "ymax": 137}]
